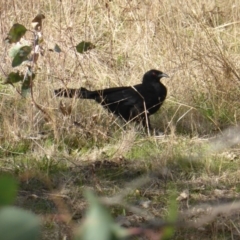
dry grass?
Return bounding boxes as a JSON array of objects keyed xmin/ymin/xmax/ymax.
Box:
[{"xmin": 1, "ymin": 0, "xmax": 240, "ymax": 239}]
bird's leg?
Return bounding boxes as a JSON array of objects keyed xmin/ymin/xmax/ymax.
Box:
[{"xmin": 141, "ymin": 115, "xmax": 152, "ymax": 136}]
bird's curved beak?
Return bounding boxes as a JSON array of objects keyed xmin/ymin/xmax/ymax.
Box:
[{"xmin": 159, "ymin": 73, "xmax": 169, "ymax": 78}]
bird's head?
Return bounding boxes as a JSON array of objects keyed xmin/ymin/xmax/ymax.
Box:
[{"xmin": 142, "ymin": 69, "xmax": 169, "ymax": 84}]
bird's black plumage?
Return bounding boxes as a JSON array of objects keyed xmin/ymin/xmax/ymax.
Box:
[{"xmin": 54, "ymin": 69, "xmax": 169, "ymax": 128}]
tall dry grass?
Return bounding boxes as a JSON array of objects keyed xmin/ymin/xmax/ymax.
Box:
[{"xmin": 0, "ymin": 0, "xmax": 240, "ymax": 144}]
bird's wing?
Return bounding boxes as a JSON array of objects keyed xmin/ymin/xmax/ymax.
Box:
[
  {"xmin": 93, "ymin": 85, "xmax": 143, "ymax": 120},
  {"xmin": 93, "ymin": 86, "xmax": 137, "ymax": 104},
  {"xmin": 106, "ymin": 86, "xmax": 143, "ymax": 105}
]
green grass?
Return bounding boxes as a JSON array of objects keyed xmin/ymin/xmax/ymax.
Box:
[{"xmin": 0, "ymin": 132, "xmax": 239, "ymax": 239}]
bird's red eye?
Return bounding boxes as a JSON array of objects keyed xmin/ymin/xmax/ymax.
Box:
[{"xmin": 152, "ymin": 72, "xmax": 156, "ymax": 75}]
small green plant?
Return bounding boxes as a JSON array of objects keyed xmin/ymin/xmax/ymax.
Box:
[{"xmin": 1, "ymin": 15, "xmax": 96, "ymax": 124}]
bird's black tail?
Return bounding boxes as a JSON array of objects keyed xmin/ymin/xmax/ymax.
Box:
[{"xmin": 54, "ymin": 87, "xmax": 95, "ymax": 99}]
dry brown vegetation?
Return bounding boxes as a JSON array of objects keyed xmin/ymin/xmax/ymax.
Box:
[{"xmin": 1, "ymin": 0, "xmax": 240, "ymax": 239}]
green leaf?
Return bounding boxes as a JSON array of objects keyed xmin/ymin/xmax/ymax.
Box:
[
  {"xmin": 4, "ymin": 72, "xmax": 24, "ymax": 84},
  {"xmin": 5, "ymin": 23, "xmax": 27, "ymax": 44},
  {"xmin": 9, "ymin": 44, "xmax": 23, "ymax": 58},
  {"xmin": 75, "ymin": 190, "xmax": 128, "ymax": 240},
  {"xmin": 21, "ymin": 69, "xmax": 36, "ymax": 97},
  {"xmin": 54, "ymin": 44, "xmax": 61, "ymax": 53},
  {"xmin": 12, "ymin": 46, "xmax": 32, "ymax": 67},
  {"xmin": 80, "ymin": 191, "xmax": 113, "ymax": 240},
  {"xmin": 162, "ymin": 192, "xmax": 178, "ymax": 240},
  {"xmin": 76, "ymin": 41, "xmax": 95, "ymax": 53},
  {"xmin": 0, "ymin": 206, "xmax": 41, "ymax": 240},
  {"xmin": 0, "ymin": 175, "xmax": 18, "ymax": 206}
]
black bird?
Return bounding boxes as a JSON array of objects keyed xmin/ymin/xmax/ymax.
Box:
[{"xmin": 54, "ymin": 69, "xmax": 169, "ymax": 128}]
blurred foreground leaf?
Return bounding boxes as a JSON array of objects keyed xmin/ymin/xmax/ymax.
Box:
[
  {"xmin": 0, "ymin": 206, "xmax": 41, "ymax": 240},
  {"xmin": 75, "ymin": 190, "xmax": 128, "ymax": 240},
  {"xmin": 0, "ymin": 175, "xmax": 18, "ymax": 206},
  {"xmin": 162, "ymin": 192, "xmax": 178, "ymax": 239},
  {"xmin": 76, "ymin": 41, "xmax": 95, "ymax": 53},
  {"xmin": 5, "ymin": 23, "xmax": 27, "ymax": 44}
]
